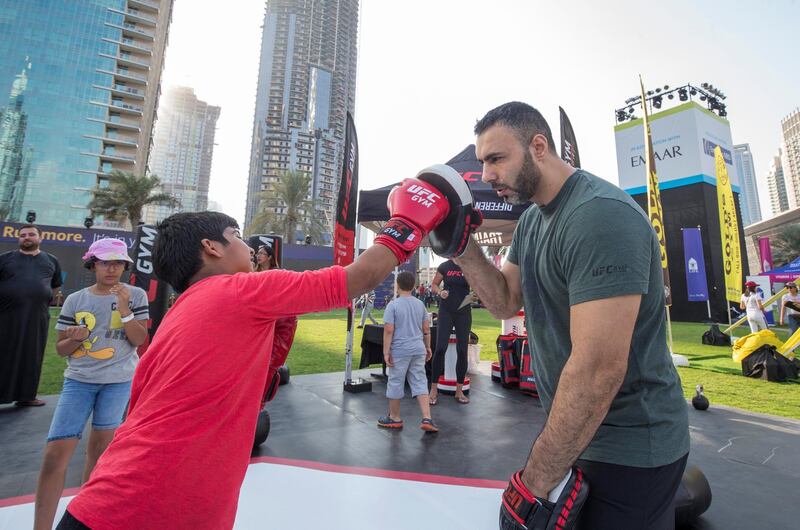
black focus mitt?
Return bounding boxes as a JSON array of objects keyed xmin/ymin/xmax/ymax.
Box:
[
  {"xmin": 415, "ymin": 164, "xmax": 482, "ymax": 258},
  {"xmin": 499, "ymin": 467, "xmax": 588, "ymax": 530}
]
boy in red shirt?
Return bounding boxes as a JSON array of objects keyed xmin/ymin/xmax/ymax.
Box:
[{"xmin": 57, "ymin": 171, "xmax": 457, "ymax": 529}]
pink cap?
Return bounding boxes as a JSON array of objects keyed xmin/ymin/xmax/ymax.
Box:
[{"xmin": 82, "ymin": 238, "xmax": 133, "ymax": 263}]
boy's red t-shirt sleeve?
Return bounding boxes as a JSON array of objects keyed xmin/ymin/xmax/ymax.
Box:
[{"xmin": 235, "ymin": 266, "xmax": 350, "ymax": 319}]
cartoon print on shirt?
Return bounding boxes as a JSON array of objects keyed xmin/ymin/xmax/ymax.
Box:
[{"xmin": 70, "ymin": 307, "xmax": 124, "ymax": 360}]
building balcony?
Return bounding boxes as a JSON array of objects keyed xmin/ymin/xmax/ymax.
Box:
[
  {"xmin": 81, "ymin": 150, "xmax": 136, "ymax": 164},
  {"xmin": 97, "ymin": 67, "xmax": 148, "ymax": 84},
  {"xmin": 128, "ymin": 0, "xmax": 161, "ymax": 13},
  {"xmin": 90, "ymin": 100, "xmax": 144, "ymax": 116},
  {"xmin": 93, "ymin": 83, "xmax": 146, "ymax": 100},
  {"xmin": 101, "ymin": 52, "xmax": 150, "ymax": 70},
  {"xmin": 87, "ymin": 116, "xmax": 141, "ymax": 132},
  {"xmin": 83, "ymin": 134, "xmax": 138, "ymax": 148},
  {"xmin": 103, "ymin": 37, "xmax": 153, "ymax": 54},
  {"xmin": 78, "ymin": 169, "xmax": 113, "ymax": 179},
  {"xmin": 106, "ymin": 22, "xmax": 155, "ymax": 40},
  {"xmin": 113, "ymin": 7, "xmax": 158, "ymax": 26}
]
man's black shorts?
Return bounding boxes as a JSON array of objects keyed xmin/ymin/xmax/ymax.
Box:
[{"xmin": 575, "ymin": 453, "xmax": 688, "ymax": 530}]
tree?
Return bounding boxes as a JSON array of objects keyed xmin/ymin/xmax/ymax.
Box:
[
  {"xmin": 771, "ymin": 224, "xmax": 800, "ymax": 267},
  {"xmin": 246, "ymin": 169, "xmax": 327, "ymax": 243},
  {"xmin": 88, "ymin": 170, "xmax": 179, "ymax": 229}
]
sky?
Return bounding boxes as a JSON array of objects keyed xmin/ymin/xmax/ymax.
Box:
[{"xmin": 160, "ymin": 0, "xmax": 800, "ymax": 227}]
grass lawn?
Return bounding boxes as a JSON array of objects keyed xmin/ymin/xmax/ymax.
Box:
[{"xmin": 38, "ymin": 308, "xmax": 800, "ymax": 419}]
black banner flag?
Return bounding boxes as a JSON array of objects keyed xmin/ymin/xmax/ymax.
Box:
[{"xmin": 559, "ymin": 106, "xmax": 581, "ymax": 168}]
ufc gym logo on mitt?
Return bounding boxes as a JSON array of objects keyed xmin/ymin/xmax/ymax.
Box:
[{"xmin": 406, "ymin": 184, "xmax": 441, "ymax": 207}]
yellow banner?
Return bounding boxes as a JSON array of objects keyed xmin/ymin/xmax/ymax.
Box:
[
  {"xmin": 640, "ymin": 77, "xmax": 672, "ymax": 305},
  {"xmin": 715, "ymin": 146, "xmax": 742, "ymax": 303}
]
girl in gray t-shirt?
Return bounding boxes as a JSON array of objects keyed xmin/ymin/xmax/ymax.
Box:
[{"xmin": 34, "ymin": 239, "xmax": 149, "ymax": 530}]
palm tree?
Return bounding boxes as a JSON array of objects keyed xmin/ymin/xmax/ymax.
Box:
[
  {"xmin": 771, "ymin": 224, "xmax": 800, "ymax": 267},
  {"xmin": 88, "ymin": 170, "xmax": 180, "ymax": 229},
  {"xmin": 247, "ymin": 169, "xmax": 327, "ymax": 243}
]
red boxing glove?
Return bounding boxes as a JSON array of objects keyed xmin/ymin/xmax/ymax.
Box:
[
  {"xmin": 374, "ymin": 177, "xmax": 450, "ymax": 263},
  {"xmin": 261, "ymin": 316, "xmax": 298, "ymax": 407}
]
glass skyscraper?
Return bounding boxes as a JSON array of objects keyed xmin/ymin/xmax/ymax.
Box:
[
  {"xmin": 0, "ymin": 0, "xmax": 173, "ymax": 227},
  {"xmin": 143, "ymin": 86, "xmax": 220, "ymax": 224},
  {"xmin": 733, "ymin": 143, "xmax": 762, "ymax": 226}
]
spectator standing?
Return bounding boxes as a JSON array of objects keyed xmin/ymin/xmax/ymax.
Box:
[
  {"xmin": 378, "ymin": 272, "xmax": 437, "ymax": 432},
  {"xmin": 779, "ymin": 281, "xmax": 800, "ymax": 334},
  {"xmin": 357, "ymin": 290, "xmax": 378, "ymax": 328},
  {"xmin": 740, "ymin": 281, "xmax": 767, "ymax": 333},
  {"xmin": 33, "ymin": 238, "xmax": 148, "ymax": 530},
  {"xmin": 0, "ymin": 225, "xmax": 62, "ymax": 407}
]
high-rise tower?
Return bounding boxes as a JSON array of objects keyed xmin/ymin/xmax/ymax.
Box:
[
  {"xmin": 245, "ymin": 0, "xmax": 359, "ymax": 243},
  {"xmin": 143, "ymin": 86, "xmax": 220, "ymax": 223},
  {"xmin": 732, "ymin": 143, "xmax": 762, "ymax": 226}
]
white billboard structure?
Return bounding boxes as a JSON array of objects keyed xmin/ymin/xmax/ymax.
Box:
[
  {"xmin": 613, "ymin": 100, "xmax": 746, "ymax": 323},
  {"xmin": 614, "ymin": 102, "xmax": 739, "ymax": 194}
]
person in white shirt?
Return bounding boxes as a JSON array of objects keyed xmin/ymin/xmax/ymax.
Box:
[
  {"xmin": 779, "ymin": 281, "xmax": 800, "ymax": 334},
  {"xmin": 740, "ymin": 281, "xmax": 767, "ymax": 333}
]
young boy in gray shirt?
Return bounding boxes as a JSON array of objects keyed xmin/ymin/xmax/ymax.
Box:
[{"xmin": 378, "ymin": 271, "xmax": 438, "ymax": 432}]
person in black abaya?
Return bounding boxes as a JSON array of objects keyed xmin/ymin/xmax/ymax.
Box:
[{"xmin": 0, "ymin": 224, "xmax": 62, "ymax": 406}]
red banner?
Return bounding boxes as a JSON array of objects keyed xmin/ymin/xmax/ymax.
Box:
[{"xmin": 333, "ymin": 112, "xmax": 358, "ymax": 267}]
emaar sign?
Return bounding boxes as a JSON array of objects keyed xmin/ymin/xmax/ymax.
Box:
[{"xmin": 614, "ymin": 102, "xmax": 739, "ymax": 194}]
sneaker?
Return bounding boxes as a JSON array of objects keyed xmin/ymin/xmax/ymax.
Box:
[
  {"xmin": 420, "ymin": 418, "xmax": 439, "ymax": 432},
  {"xmin": 377, "ymin": 416, "xmax": 403, "ymax": 429}
]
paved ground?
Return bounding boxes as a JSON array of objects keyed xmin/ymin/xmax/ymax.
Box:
[{"xmin": 2, "ymin": 367, "xmax": 799, "ymax": 528}]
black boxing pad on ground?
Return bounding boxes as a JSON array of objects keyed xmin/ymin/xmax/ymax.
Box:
[
  {"xmin": 278, "ymin": 365, "xmax": 290, "ymax": 385},
  {"xmin": 674, "ymin": 465, "xmax": 712, "ymax": 526},
  {"xmin": 253, "ymin": 409, "xmax": 271, "ymax": 448},
  {"xmin": 415, "ymin": 164, "xmax": 478, "ymax": 258}
]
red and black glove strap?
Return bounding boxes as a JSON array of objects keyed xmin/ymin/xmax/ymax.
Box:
[
  {"xmin": 374, "ymin": 217, "xmax": 423, "ymax": 264},
  {"xmin": 454, "ymin": 208, "xmax": 483, "ymax": 258},
  {"xmin": 500, "ymin": 471, "xmax": 553, "ymax": 529}
]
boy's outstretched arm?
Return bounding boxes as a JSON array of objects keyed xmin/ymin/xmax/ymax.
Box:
[
  {"xmin": 345, "ymin": 176, "xmax": 452, "ymax": 299},
  {"xmin": 345, "ymin": 246, "xmax": 398, "ymax": 300}
]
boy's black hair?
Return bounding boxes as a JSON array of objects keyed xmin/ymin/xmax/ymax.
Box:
[
  {"xmin": 474, "ymin": 101, "xmax": 557, "ymax": 154},
  {"xmin": 396, "ymin": 271, "xmax": 415, "ymax": 292},
  {"xmin": 153, "ymin": 211, "xmax": 238, "ymax": 293},
  {"xmin": 19, "ymin": 224, "xmax": 40, "ymax": 235}
]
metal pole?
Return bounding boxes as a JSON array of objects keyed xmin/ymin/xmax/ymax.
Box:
[
  {"xmin": 344, "ymin": 224, "xmax": 361, "ymax": 384},
  {"xmin": 665, "ymin": 307, "xmax": 674, "ymax": 355},
  {"xmin": 706, "ymin": 299, "xmax": 712, "ymax": 320},
  {"xmin": 727, "ymin": 302, "xmax": 734, "ymax": 345}
]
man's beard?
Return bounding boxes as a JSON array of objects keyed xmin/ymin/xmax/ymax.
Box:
[
  {"xmin": 495, "ymin": 151, "xmax": 541, "ymax": 206},
  {"xmin": 19, "ymin": 240, "xmax": 38, "ymax": 251}
]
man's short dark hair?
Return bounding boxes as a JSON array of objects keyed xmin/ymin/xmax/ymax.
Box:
[
  {"xmin": 474, "ymin": 101, "xmax": 557, "ymax": 154},
  {"xmin": 153, "ymin": 211, "xmax": 238, "ymax": 293},
  {"xmin": 396, "ymin": 271, "xmax": 415, "ymax": 291},
  {"xmin": 19, "ymin": 224, "xmax": 40, "ymax": 235}
]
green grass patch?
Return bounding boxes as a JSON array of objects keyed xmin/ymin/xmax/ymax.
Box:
[
  {"xmin": 671, "ymin": 322, "xmax": 800, "ymax": 419},
  {"xmin": 38, "ymin": 309, "xmax": 800, "ymax": 419}
]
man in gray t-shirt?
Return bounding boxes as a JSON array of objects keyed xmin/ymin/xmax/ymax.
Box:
[{"xmin": 453, "ymin": 102, "xmax": 689, "ymax": 529}]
